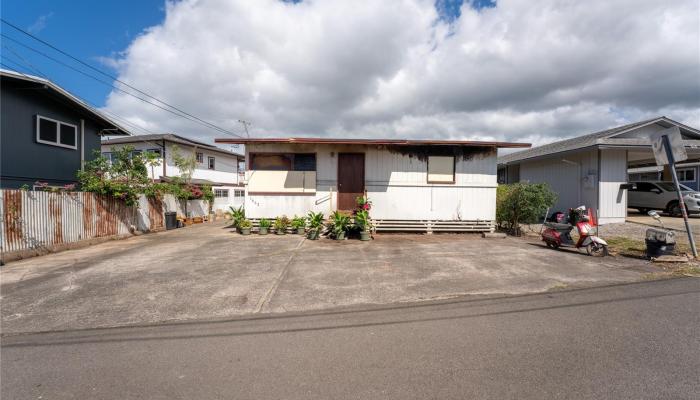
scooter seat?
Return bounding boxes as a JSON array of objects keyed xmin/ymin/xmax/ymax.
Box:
[{"xmin": 544, "ymin": 222, "xmax": 573, "ymax": 232}]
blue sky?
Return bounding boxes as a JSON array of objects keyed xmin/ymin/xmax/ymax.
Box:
[
  {"xmin": 0, "ymin": 0, "xmax": 491, "ymax": 109},
  {"xmin": 1, "ymin": 0, "xmax": 165, "ymax": 107}
]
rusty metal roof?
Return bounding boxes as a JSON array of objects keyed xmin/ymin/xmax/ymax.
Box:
[{"xmin": 214, "ymin": 137, "xmax": 530, "ymax": 148}]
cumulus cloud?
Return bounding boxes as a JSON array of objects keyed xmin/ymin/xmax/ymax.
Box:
[{"xmin": 104, "ymin": 0, "xmax": 700, "ymax": 147}]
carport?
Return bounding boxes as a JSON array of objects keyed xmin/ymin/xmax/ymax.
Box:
[{"xmin": 498, "ymin": 117, "xmax": 700, "ymax": 224}]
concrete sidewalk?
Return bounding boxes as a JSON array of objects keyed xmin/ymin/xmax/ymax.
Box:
[{"xmin": 1, "ymin": 222, "xmax": 656, "ymax": 334}]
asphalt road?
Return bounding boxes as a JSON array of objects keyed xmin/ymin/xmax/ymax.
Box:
[{"xmin": 2, "ymin": 278, "xmax": 699, "ymax": 399}]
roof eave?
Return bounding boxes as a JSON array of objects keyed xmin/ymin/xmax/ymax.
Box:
[{"xmin": 214, "ymin": 137, "xmax": 531, "ymax": 148}]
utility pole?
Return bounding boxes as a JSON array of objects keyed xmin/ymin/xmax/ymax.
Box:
[{"xmin": 238, "ymin": 120, "xmax": 251, "ymax": 138}]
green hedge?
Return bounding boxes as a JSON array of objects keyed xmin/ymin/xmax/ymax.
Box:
[{"xmin": 497, "ymin": 183, "xmax": 557, "ymax": 235}]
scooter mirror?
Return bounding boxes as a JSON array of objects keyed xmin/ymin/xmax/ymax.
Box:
[{"xmin": 647, "ymin": 210, "xmax": 661, "ymax": 221}]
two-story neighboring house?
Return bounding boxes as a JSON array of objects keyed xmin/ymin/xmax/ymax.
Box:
[
  {"xmin": 101, "ymin": 133, "xmax": 245, "ymax": 210},
  {"xmin": 1, "ymin": 69, "xmax": 130, "ymax": 188}
]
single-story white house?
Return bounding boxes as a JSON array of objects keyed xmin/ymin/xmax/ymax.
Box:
[
  {"xmin": 214, "ymin": 137, "xmax": 529, "ymax": 232},
  {"xmin": 498, "ymin": 117, "xmax": 700, "ymax": 224},
  {"xmin": 102, "ymin": 133, "xmax": 245, "ymax": 211}
]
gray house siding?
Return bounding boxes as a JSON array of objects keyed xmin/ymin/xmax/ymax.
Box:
[{"xmin": 1, "ymin": 80, "xmax": 103, "ymax": 188}]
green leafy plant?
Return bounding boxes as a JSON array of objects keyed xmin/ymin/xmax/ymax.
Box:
[
  {"xmin": 259, "ymin": 218, "xmax": 271, "ymax": 228},
  {"xmin": 329, "ymin": 211, "xmax": 351, "ymax": 238},
  {"xmin": 19, "ymin": 184, "xmax": 30, "ymax": 191},
  {"xmin": 291, "ymin": 215, "xmax": 306, "ymax": 229},
  {"xmin": 356, "ymin": 195, "xmax": 372, "ymax": 211},
  {"xmin": 307, "ymin": 212, "xmax": 324, "ymax": 229},
  {"xmin": 77, "ymin": 146, "xmax": 150, "ymax": 206},
  {"xmin": 354, "ymin": 209, "xmax": 373, "ymax": 232},
  {"xmin": 238, "ymin": 219, "xmax": 252, "ymax": 229},
  {"xmin": 227, "ymin": 206, "xmax": 245, "ymax": 227},
  {"xmin": 274, "ymin": 215, "xmax": 290, "ymax": 233},
  {"xmin": 496, "ymin": 183, "xmax": 557, "ymax": 236},
  {"xmin": 306, "ymin": 211, "xmax": 324, "ymax": 239}
]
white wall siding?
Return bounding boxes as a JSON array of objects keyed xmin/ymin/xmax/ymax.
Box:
[
  {"xmin": 244, "ymin": 143, "xmax": 497, "ymax": 222},
  {"xmin": 598, "ymin": 149, "xmax": 628, "ymax": 224},
  {"xmin": 519, "ymin": 149, "xmax": 599, "ymax": 215}
]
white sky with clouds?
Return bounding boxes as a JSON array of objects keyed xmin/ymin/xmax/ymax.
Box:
[{"xmin": 103, "ymin": 0, "xmax": 700, "ymax": 147}]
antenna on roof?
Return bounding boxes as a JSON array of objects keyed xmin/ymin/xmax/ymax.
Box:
[{"xmin": 238, "ymin": 120, "xmax": 251, "ymax": 138}]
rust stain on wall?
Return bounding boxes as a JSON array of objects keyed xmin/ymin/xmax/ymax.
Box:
[
  {"xmin": 148, "ymin": 197, "xmax": 164, "ymax": 230},
  {"xmin": 385, "ymin": 145, "xmax": 496, "ymax": 161},
  {"xmin": 3, "ymin": 190, "xmax": 23, "ymax": 248},
  {"xmin": 48, "ymin": 193, "xmax": 64, "ymax": 244}
]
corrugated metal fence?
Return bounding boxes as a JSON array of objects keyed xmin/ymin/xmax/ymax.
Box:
[{"xmin": 0, "ymin": 190, "xmax": 210, "ymax": 256}]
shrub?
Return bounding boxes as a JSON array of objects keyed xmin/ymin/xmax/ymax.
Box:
[
  {"xmin": 238, "ymin": 219, "xmax": 252, "ymax": 229},
  {"xmin": 259, "ymin": 218, "xmax": 271, "ymax": 228},
  {"xmin": 496, "ymin": 183, "xmax": 557, "ymax": 235}
]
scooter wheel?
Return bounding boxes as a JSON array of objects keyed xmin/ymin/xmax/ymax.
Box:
[
  {"xmin": 545, "ymin": 241, "xmax": 559, "ymax": 249},
  {"xmin": 586, "ymin": 243, "xmax": 608, "ymax": 257}
]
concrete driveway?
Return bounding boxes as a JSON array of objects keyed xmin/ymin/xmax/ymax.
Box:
[
  {"xmin": 1, "ymin": 222, "xmax": 655, "ymax": 334},
  {"xmin": 627, "ymin": 209, "xmax": 700, "ymax": 231}
]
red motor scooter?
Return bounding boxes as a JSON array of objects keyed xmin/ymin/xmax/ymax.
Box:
[{"xmin": 541, "ymin": 206, "xmax": 608, "ymax": 257}]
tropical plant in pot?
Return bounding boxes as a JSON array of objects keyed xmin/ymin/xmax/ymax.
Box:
[
  {"xmin": 290, "ymin": 215, "xmax": 306, "ymax": 234},
  {"xmin": 274, "ymin": 215, "xmax": 290, "ymax": 235},
  {"xmin": 227, "ymin": 206, "xmax": 245, "ymax": 231},
  {"xmin": 354, "ymin": 210, "xmax": 373, "ymax": 241},
  {"xmin": 306, "ymin": 211, "xmax": 324, "ymax": 240},
  {"xmin": 258, "ymin": 218, "xmax": 271, "ymax": 235},
  {"xmin": 329, "ymin": 211, "xmax": 351, "ymax": 240},
  {"xmin": 238, "ymin": 219, "xmax": 252, "ymax": 235}
]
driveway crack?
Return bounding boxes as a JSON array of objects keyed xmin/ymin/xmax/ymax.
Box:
[{"xmin": 254, "ymin": 238, "xmax": 305, "ymax": 313}]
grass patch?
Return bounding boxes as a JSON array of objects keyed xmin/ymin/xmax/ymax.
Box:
[
  {"xmin": 548, "ymin": 282, "xmax": 569, "ymax": 291},
  {"xmin": 605, "ymin": 237, "xmax": 647, "ymax": 258},
  {"xmin": 605, "ymin": 236, "xmax": 693, "ymax": 259}
]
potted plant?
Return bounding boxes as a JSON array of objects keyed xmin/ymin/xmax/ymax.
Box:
[
  {"xmin": 329, "ymin": 211, "xmax": 350, "ymax": 240},
  {"xmin": 227, "ymin": 206, "xmax": 245, "ymax": 231},
  {"xmin": 354, "ymin": 210, "xmax": 373, "ymax": 241},
  {"xmin": 306, "ymin": 211, "xmax": 324, "ymax": 240},
  {"xmin": 258, "ymin": 218, "xmax": 271, "ymax": 235},
  {"xmin": 356, "ymin": 195, "xmax": 372, "ymax": 212},
  {"xmin": 239, "ymin": 219, "xmax": 252, "ymax": 235},
  {"xmin": 291, "ymin": 215, "xmax": 306, "ymax": 235},
  {"xmin": 274, "ymin": 215, "xmax": 290, "ymax": 235}
]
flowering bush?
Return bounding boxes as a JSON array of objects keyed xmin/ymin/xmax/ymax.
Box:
[{"xmin": 356, "ymin": 195, "xmax": 372, "ymax": 211}]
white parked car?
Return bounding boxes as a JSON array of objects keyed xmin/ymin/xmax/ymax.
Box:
[{"xmin": 628, "ymin": 181, "xmax": 700, "ymax": 217}]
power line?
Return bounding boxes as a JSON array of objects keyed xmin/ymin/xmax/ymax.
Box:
[
  {"xmin": 2, "ymin": 32, "xmax": 242, "ymax": 139},
  {"xmin": 1, "ymin": 19, "xmax": 244, "ymax": 138}
]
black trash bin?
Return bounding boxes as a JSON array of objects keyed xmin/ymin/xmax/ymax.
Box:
[{"xmin": 165, "ymin": 212, "xmax": 177, "ymax": 230}]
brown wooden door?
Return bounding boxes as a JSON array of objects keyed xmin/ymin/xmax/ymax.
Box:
[{"xmin": 337, "ymin": 153, "xmax": 365, "ymax": 211}]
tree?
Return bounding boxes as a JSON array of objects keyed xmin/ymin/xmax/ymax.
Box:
[
  {"xmin": 77, "ymin": 146, "xmax": 150, "ymax": 206},
  {"xmin": 142, "ymin": 150, "xmax": 162, "ymax": 183}
]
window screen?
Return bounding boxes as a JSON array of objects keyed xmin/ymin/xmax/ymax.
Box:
[
  {"xmin": 427, "ymin": 156, "xmax": 455, "ymax": 183},
  {"xmin": 208, "ymin": 156, "xmax": 215, "ymax": 170},
  {"xmin": 250, "ymin": 153, "xmax": 315, "ymax": 171},
  {"xmin": 59, "ymin": 124, "xmax": 76, "ymax": 146},
  {"xmin": 39, "ymin": 118, "xmax": 58, "ymax": 142}
]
